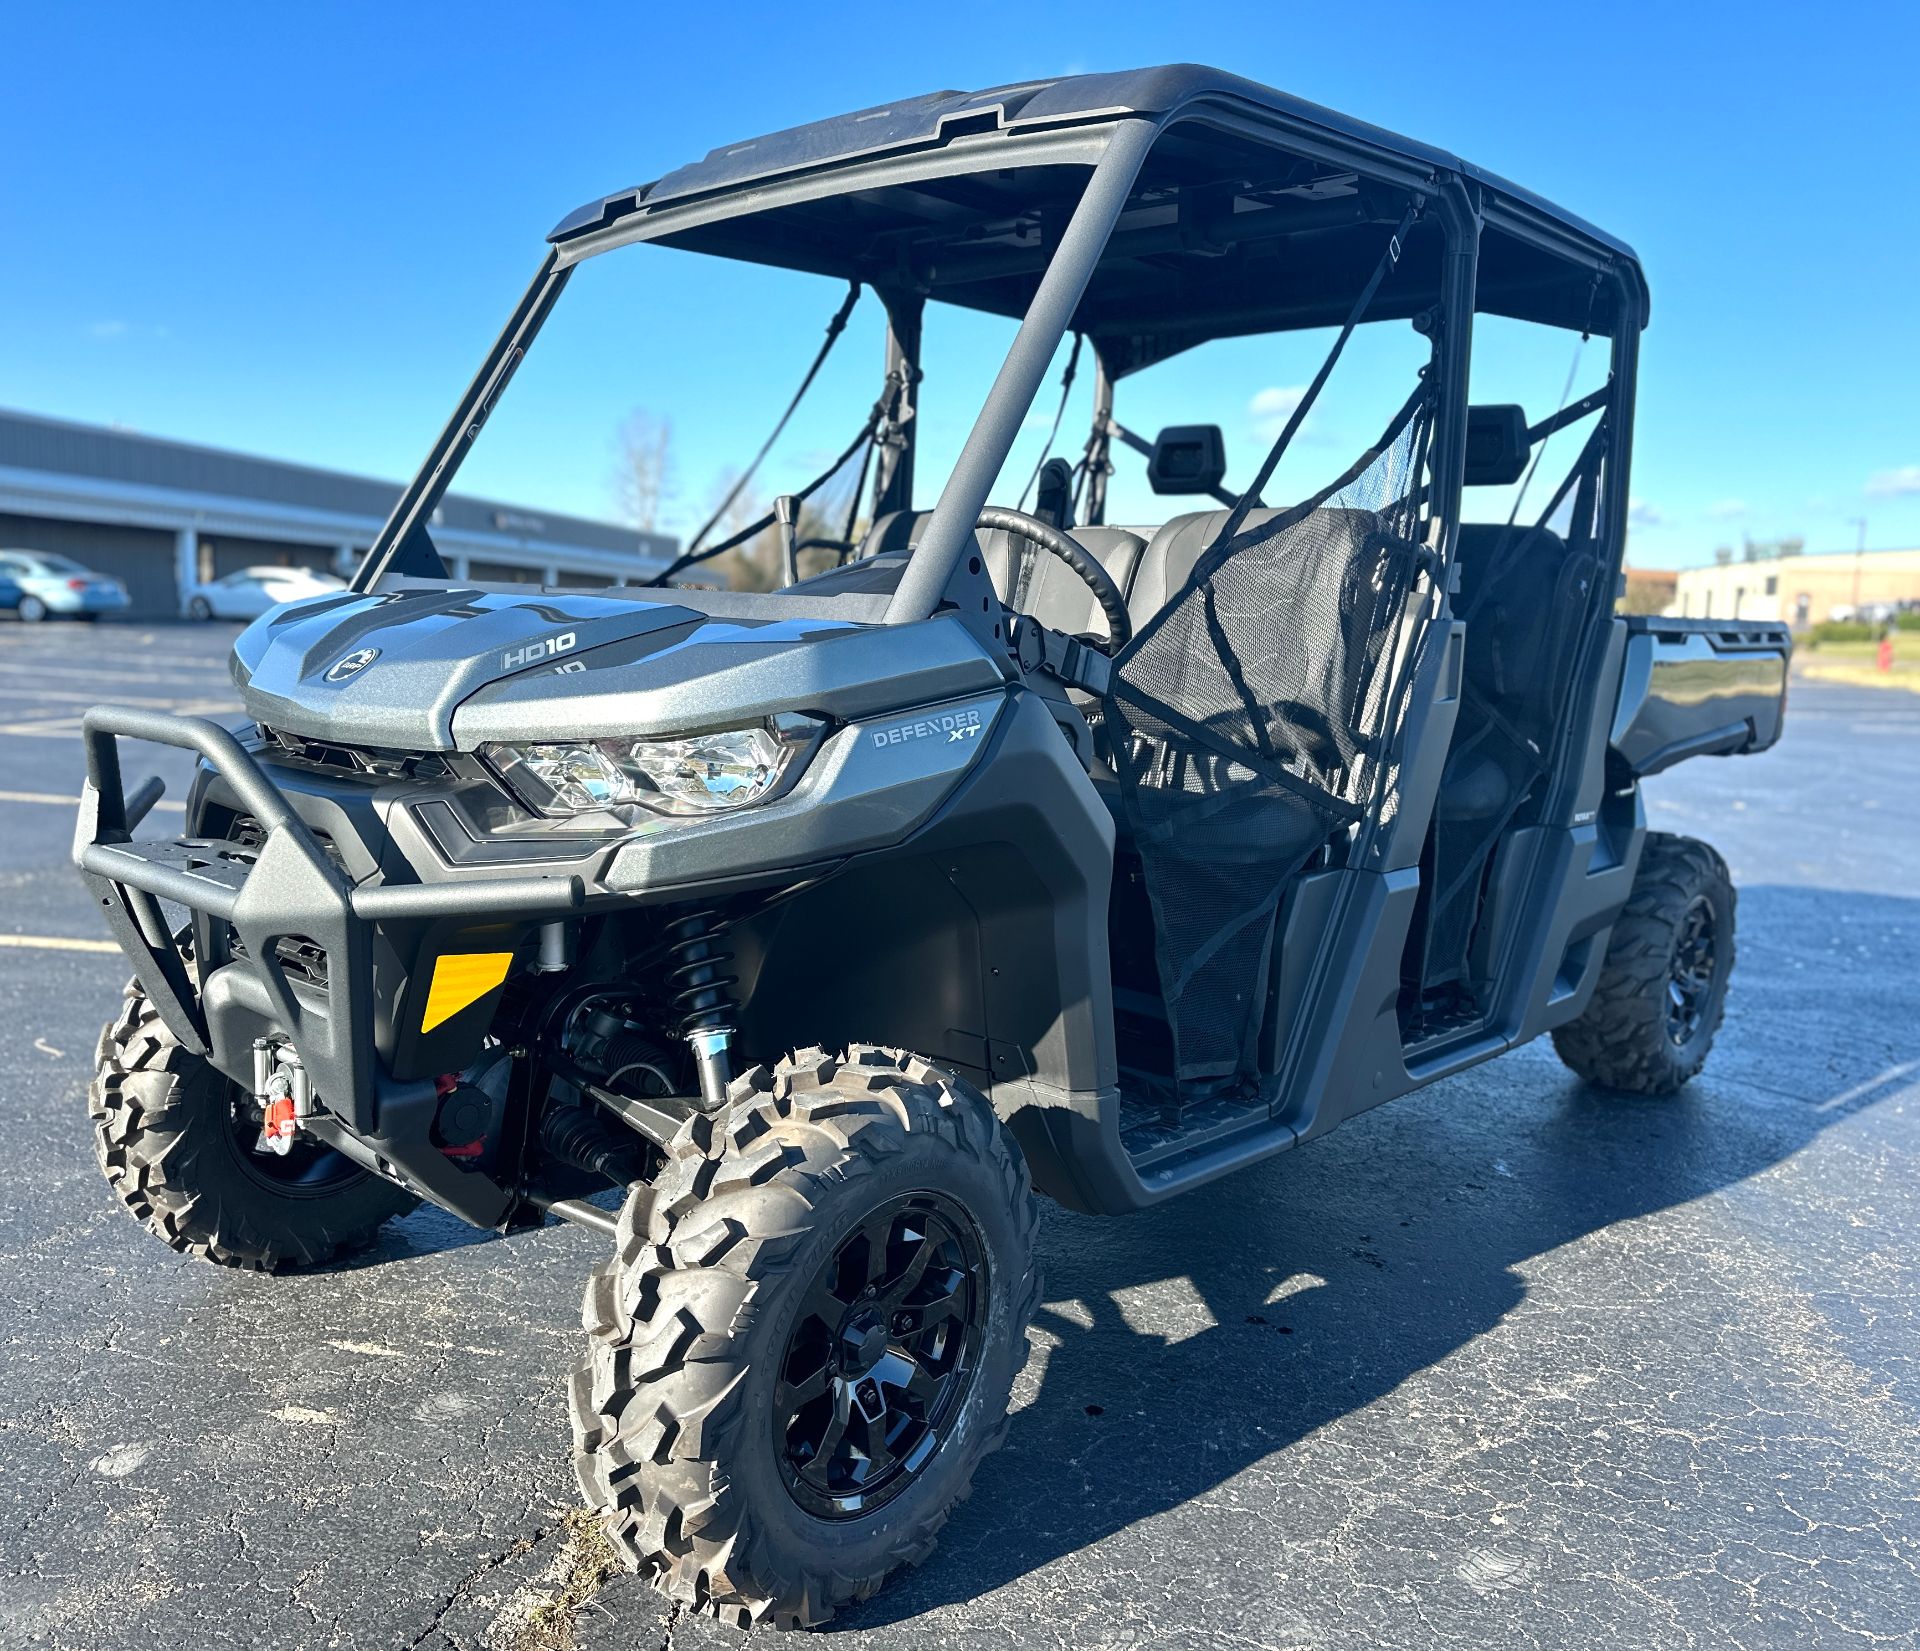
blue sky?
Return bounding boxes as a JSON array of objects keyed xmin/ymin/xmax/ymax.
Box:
[{"xmin": 4, "ymin": 1, "xmax": 1915, "ymax": 568}]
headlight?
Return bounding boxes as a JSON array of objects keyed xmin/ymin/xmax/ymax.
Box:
[{"xmin": 485, "ymin": 715, "xmax": 819, "ymax": 818}]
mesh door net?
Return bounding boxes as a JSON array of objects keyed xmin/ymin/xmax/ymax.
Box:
[{"xmin": 1106, "ymin": 387, "xmax": 1437, "ymax": 1087}]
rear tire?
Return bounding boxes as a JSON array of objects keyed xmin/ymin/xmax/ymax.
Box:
[
  {"xmin": 570, "ymin": 1045, "xmax": 1041, "ymax": 1629},
  {"xmin": 1552, "ymin": 832, "xmax": 1735, "ymax": 1095},
  {"xmin": 89, "ymin": 982, "xmax": 417, "ymax": 1270}
]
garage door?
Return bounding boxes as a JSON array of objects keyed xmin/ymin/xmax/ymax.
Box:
[
  {"xmin": 201, "ymin": 536, "xmax": 339, "ymax": 582},
  {"xmin": 0, "ymin": 512, "xmax": 178, "ymax": 614},
  {"xmin": 465, "ymin": 560, "xmax": 547, "ymax": 585}
]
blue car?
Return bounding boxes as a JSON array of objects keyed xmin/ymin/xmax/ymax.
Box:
[{"xmin": 0, "ymin": 549, "xmax": 130, "ymax": 621}]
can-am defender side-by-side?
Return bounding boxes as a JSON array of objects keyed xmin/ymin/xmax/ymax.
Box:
[{"xmin": 76, "ymin": 67, "xmax": 1789, "ymax": 1628}]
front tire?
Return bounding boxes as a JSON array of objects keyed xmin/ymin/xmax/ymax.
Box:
[
  {"xmin": 188, "ymin": 596, "xmax": 212, "ymax": 620},
  {"xmin": 89, "ymin": 983, "xmax": 417, "ymax": 1270},
  {"xmin": 1552, "ymin": 832, "xmax": 1735, "ymax": 1095},
  {"xmin": 571, "ymin": 1046, "xmax": 1041, "ymax": 1629},
  {"xmin": 17, "ymin": 595, "xmax": 47, "ymax": 623}
]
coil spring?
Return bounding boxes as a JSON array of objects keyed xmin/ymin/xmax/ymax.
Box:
[{"xmin": 662, "ymin": 908, "xmax": 738, "ymax": 1036}]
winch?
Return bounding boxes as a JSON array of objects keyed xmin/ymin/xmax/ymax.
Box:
[{"xmin": 249, "ymin": 1037, "xmax": 312, "ymax": 1157}]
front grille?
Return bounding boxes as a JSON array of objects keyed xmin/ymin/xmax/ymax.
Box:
[
  {"xmin": 226, "ymin": 813, "xmax": 347, "ymax": 873},
  {"xmin": 228, "ymin": 930, "xmax": 330, "ymax": 989},
  {"xmin": 258, "ymin": 725, "xmax": 446, "ymax": 782},
  {"xmin": 222, "ymin": 813, "xmax": 339, "ymax": 987}
]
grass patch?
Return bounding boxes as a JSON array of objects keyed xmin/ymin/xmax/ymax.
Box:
[
  {"xmin": 493, "ymin": 1509, "xmax": 625, "ymax": 1651},
  {"xmin": 1795, "ymin": 639, "xmax": 1920, "ymax": 693}
]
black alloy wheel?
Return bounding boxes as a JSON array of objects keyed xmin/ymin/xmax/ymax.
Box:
[
  {"xmin": 571, "ymin": 1045, "xmax": 1041, "ymax": 1629},
  {"xmin": 90, "ymin": 983, "xmax": 416, "ymax": 1269},
  {"xmin": 1665, "ymin": 895, "xmax": 1718, "ymax": 1046},
  {"xmin": 774, "ymin": 1190, "xmax": 986, "ymax": 1519},
  {"xmin": 223, "ymin": 1089, "xmax": 366, "ymax": 1197},
  {"xmin": 1550, "ymin": 832, "xmax": 1736, "ymax": 1096}
]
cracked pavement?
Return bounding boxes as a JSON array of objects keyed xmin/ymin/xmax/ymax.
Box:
[{"xmin": 0, "ymin": 623, "xmax": 1915, "ymax": 1649}]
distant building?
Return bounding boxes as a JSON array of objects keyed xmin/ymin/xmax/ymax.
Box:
[
  {"xmin": 0, "ymin": 408, "xmax": 674, "ymax": 615},
  {"xmin": 1670, "ymin": 547, "xmax": 1920, "ymax": 628}
]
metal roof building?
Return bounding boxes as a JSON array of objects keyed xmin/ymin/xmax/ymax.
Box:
[{"xmin": 0, "ymin": 408, "xmax": 674, "ymax": 615}]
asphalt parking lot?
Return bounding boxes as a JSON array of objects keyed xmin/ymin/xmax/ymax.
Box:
[{"xmin": 1, "ymin": 618, "xmax": 1915, "ymax": 1651}]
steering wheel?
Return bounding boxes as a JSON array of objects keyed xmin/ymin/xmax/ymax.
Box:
[{"xmin": 975, "ymin": 506, "xmax": 1132, "ymax": 652}]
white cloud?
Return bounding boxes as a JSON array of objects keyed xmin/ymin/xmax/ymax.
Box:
[
  {"xmin": 1866, "ymin": 465, "xmax": 1920, "ymax": 499},
  {"xmin": 1249, "ymin": 385, "xmax": 1310, "ymax": 443},
  {"xmin": 86, "ymin": 319, "xmax": 169, "ymax": 343},
  {"xmin": 1628, "ymin": 497, "xmax": 1664, "ymax": 528},
  {"xmin": 1706, "ymin": 498, "xmax": 1749, "ymax": 520}
]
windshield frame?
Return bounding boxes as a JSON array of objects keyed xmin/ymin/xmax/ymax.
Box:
[{"xmin": 349, "ymin": 123, "xmax": 1140, "ymax": 618}]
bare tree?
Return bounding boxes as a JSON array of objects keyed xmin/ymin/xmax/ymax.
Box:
[
  {"xmin": 612, "ymin": 410, "xmax": 676, "ymax": 532},
  {"xmin": 1618, "ymin": 567, "xmax": 1677, "ymax": 616},
  {"xmin": 697, "ymin": 466, "xmax": 782, "ymax": 593}
]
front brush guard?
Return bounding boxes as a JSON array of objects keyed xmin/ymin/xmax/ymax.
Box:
[{"xmin": 74, "ymin": 705, "xmax": 585, "ymax": 1223}]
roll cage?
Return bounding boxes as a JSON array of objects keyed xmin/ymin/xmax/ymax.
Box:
[{"xmin": 351, "ymin": 65, "xmax": 1649, "ymax": 648}]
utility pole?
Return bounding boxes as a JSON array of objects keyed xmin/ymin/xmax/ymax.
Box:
[{"xmin": 1847, "ymin": 517, "xmax": 1867, "ymax": 618}]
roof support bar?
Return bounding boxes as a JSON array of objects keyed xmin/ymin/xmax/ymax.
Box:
[
  {"xmin": 884, "ymin": 118, "xmax": 1158, "ymax": 625},
  {"xmin": 352, "ymin": 251, "xmax": 571, "ymax": 592},
  {"xmin": 873, "ymin": 289, "xmax": 924, "ymax": 520}
]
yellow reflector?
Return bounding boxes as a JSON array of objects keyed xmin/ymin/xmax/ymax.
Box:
[{"xmin": 421, "ymin": 952, "xmax": 514, "ymax": 1032}]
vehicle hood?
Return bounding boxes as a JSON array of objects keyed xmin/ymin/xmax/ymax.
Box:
[
  {"xmin": 230, "ymin": 586, "xmax": 1007, "ymax": 751},
  {"xmin": 231, "ymin": 587, "xmax": 711, "ymax": 749}
]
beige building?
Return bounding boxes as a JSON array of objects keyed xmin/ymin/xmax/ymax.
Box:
[{"xmin": 1670, "ymin": 547, "xmax": 1920, "ymax": 627}]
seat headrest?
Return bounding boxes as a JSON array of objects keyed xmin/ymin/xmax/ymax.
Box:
[{"xmin": 1463, "ymin": 404, "xmax": 1530, "ymax": 486}]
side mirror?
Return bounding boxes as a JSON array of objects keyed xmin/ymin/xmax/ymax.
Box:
[
  {"xmin": 1147, "ymin": 425, "xmax": 1227, "ymax": 496},
  {"xmin": 1463, "ymin": 404, "xmax": 1530, "ymax": 486}
]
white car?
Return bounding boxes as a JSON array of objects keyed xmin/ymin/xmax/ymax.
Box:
[
  {"xmin": 183, "ymin": 565, "xmax": 345, "ymax": 620},
  {"xmin": 0, "ymin": 549, "xmax": 131, "ymax": 622}
]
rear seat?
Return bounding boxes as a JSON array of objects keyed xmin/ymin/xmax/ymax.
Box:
[{"xmin": 1420, "ymin": 522, "xmax": 1595, "ymax": 986}]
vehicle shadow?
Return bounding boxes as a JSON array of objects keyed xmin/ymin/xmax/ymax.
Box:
[
  {"xmin": 330, "ymin": 1184, "xmax": 627, "ymax": 1269},
  {"xmin": 835, "ymin": 881, "xmax": 1919, "ymax": 1628}
]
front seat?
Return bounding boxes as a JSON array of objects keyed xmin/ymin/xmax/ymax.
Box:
[{"xmin": 860, "ymin": 509, "xmax": 1145, "ymax": 645}]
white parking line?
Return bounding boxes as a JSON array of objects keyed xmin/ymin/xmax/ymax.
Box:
[
  {"xmin": 1815, "ymin": 1059, "xmax": 1920, "ymax": 1112},
  {"xmin": 0, "ymin": 643, "xmax": 235, "ymax": 664},
  {"xmin": 0, "ymin": 933, "xmax": 120, "ymax": 955},
  {"xmin": 0, "ymin": 700, "xmax": 240, "ymax": 737},
  {"xmin": 0, "ymin": 684, "xmax": 212, "ymax": 708},
  {"xmin": 0, "ymin": 789, "xmax": 186, "ymax": 812},
  {"xmin": 0, "ymin": 660, "xmax": 233, "ymax": 687}
]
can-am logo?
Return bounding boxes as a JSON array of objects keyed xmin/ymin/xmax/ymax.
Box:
[
  {"xmin": 324, "ymin": 647, "xmax": 380, "ymax": 683},
  {"xmin": 501, "ymin": 631, "xmax": 577, "ymax": 671}
]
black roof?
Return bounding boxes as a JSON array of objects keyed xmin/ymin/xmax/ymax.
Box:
[
  {"xmin": 550, "ymin": 65, "xmax": 1646, "ymax": 370},
  {"xmin": 556, "ymin": 65, "xmax": 1638, "ymax": 264}
]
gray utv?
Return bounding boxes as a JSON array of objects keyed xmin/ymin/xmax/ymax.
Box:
[{"xmin": 75, "ymin": 66, "xmax": 1789, "ymax": 1629}]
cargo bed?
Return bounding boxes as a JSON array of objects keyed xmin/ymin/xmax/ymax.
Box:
[{"xmin": 1609, "ymin": 616, "xmax": 1791, "ymax": 776}]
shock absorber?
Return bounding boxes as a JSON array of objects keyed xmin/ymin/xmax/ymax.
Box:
[{"xmin": 663, "ymin": 907, "xmax": 739, "ymax": 1109}]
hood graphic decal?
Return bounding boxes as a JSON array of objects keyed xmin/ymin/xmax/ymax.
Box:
[{"xmin": 232, "ymin": 587, "xmax": 703, "ymax": 749}]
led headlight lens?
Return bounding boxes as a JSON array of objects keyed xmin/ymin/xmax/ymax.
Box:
[{"xmin": 486, "ymin": 716, "xmax": 817, "ymax": 818}]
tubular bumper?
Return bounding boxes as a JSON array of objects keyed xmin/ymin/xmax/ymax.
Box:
[{"xmin": 74, "ymin": 705, "xmax": 584, "ymax": 1220}]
